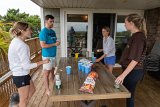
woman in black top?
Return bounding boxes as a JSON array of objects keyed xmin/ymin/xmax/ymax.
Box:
[{"xmin": 115, "ymin": 14, "xmax": 147, "ymax": 107}]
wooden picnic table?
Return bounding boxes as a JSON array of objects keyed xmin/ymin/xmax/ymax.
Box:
[{"xmin": 50, "ymin": 57, "xmax": 130, "ymax": 102}]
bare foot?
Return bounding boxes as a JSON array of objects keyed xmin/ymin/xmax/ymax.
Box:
[{"xmin": 46, "ymin": 90, "xmax": 50, "ymax": 96}]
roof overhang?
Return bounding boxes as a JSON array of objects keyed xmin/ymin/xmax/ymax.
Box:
[{"xmin": 31, "ymin": 0, "xmax": 160, "ymax": 10}]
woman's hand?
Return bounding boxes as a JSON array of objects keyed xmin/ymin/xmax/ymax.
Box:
[
  {"xmin": 115, "ymin": 60, "xmax": 138, "ymax": 84},
  {"xmin": 97, "ymin": 49, "xmax": 100, "ymax": 52},
  {"xmin": 95, "ymin": 58, "xmax": 100, "ymax": 62},
  {"xmin": 96, "ymin": 49, "xmax": 103, "ymax": 53},
  {"xmin": 37, "ymin": 59, "xmax": 50, "ymax": 66},
  {"xmin": 115, "ymin": 74, "xmax": 126, "ymax": 84}
]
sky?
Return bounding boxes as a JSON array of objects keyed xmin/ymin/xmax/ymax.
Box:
[
  {"xmin": 67, "ymin": 22, "xmax": 88, "ymax": 32},
  {"xmin": 117, "ymin": 23, "xmax": 127, "ymax": 32},
  {"xmin": 0, "ymin": 0, "xmax": 40, "ymax": 16}
]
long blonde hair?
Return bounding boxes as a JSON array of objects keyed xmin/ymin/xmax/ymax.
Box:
[
  {"xmin": 9, "ymin": 21, "xmax": 29, "ymax": 37},
  {"xmin": 126, "ymin": 14, "xmax": 147, "ymax": 37}
]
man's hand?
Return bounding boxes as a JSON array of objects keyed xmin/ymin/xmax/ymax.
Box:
[{"xmin": 55, "ymin": 41, "xmax": 60, "ymax": 46}]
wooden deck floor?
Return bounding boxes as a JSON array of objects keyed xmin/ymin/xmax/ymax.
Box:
[{"xmin": 27, "ymin": 66, "xmax": 160, "ymax": 107}]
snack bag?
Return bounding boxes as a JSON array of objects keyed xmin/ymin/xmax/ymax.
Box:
[{"xmin": 79, "ymin": 71, "xmax": 98, "ymax": 94}]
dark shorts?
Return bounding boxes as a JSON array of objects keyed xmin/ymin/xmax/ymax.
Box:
[{"xmin": 12, "ymin": 74, "xmax": 31, "ymax": 88}]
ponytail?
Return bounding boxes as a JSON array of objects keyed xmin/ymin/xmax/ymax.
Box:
[
  {"xmin": 126, "ymin": 14, "xmax": 147, "ymax": 38},
  {"xmin": 140, "ymin": 18, "xmax": 147, "ymax": 37},
  {"xmin": 9, "ymin": 21, "xmax": 29, "ymax": 37}
]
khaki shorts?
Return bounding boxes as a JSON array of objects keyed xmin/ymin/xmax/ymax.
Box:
[{"xmin": 42, "ymin": 57, "xmax": 56, "ymax": 71}]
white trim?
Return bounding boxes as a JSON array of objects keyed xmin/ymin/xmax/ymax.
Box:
[
  {"xmin": 62, "ymin": 8, "xmax": 144, "ymax": 16},
  {"xmin": 88, "ymin": 12, "xmax": 93, "ymax": 57},
  {"xmin": 64, "ymin": 11, "xmax": 68, "ymax": 57},
  {"xmin": 40, "ymin": 7, "xmax": 44, "ymax": 29},
  {"xmin": 60, "ymin": 9, "xmax": 66, "ymax": 57},
  {"xmin": 114, "ymin": 13, "xmax": 118, "ymax": 41}
]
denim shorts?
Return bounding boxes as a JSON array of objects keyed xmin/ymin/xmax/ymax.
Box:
[
  {"xmin": 104, "ymin": 56, "xmax": 116, "ymax": 65},
  {"xmin": 12, "ymin": 74, "xmax": 31, "ymax": 88}
]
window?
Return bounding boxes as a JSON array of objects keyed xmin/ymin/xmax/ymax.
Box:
[
  {"xmin": 115, "ymin": 15, "xmax": 131, "ymax": 62},
  {"xmin": 67, "ymin": 14, "xmax": 88, "ymax": 57}
]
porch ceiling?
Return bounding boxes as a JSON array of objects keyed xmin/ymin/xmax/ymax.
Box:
[{"xmin": 31, "ymin": 0, "xmax": 160, "ymax": 10}]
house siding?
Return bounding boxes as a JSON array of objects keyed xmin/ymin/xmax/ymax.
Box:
[{"xmin": 145, "ymin": 7, "xmax": 160, "ymax": 54}]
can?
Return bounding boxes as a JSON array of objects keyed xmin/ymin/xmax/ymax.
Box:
[
  {"xmin": 114, "ymin": 83, "xmax": 120, "ymax": 89},
  {"xmin": 86, "ymin": 51, "xmax": 89, "ymax": 58},
  {"xmin": 56, "ymin": 79, "xmax": 61, "ymax": 89}
]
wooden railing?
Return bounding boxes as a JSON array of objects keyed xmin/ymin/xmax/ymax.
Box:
[
  {"xmin": 0, "ymin": 37, "xmax": 42, "ymax": 107},
  {"xmin": 0, "ymin": 49, "xmax": 9, "ymax": 77}
]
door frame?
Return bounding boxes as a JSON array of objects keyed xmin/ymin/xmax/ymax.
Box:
[{"xmin": 60, "ymin": 9, "xmax": 93, "ymax": 57}]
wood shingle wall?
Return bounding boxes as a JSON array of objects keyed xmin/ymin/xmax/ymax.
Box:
[{"xmin": 145, "ymin": 7, "xmax": 160, "ymax": 54}]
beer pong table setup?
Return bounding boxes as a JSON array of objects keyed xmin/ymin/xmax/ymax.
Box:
[{"xmin": 50, "ymin": 57, "xmax": 131, "ymax": 106}]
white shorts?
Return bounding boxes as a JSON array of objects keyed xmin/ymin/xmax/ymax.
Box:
[{"xmin": 42, "ymin": 57, "xmax": 56, "ymax": 71}]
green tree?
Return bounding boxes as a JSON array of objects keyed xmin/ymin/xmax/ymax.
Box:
[
  {"xmin": 4, "ymin": 9, "xmax": 20, "ymax": 22},
  {"xmin": 115, "ymin": 31, "xmax": 131, "ymax": 62},
  {"xmin": 0, "ymin": 30, "xmax": 11, "ymax": 53},
  {"xmin": 0, "ymin": 8, "xmax": 40, "ymax": 37},
  {"xmin": 0, "ymin": 15, "xmax": 2, "ymax": 20},
  {"xmin": 0, "ymin": 29, "xmax": 11, "ymax": 77},
  {"xmin": 26, "ymin": 15, "xmax": 40, "ymax": 37}
]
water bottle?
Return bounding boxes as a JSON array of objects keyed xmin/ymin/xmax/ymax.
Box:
[
  {"xmin": 92, "ymin": 52, "xmax": 94, "ymax": 58},
  {"xmin": 55, "ymin": 73, "xmax": 61, "ymax": 89},
  {"xmin": 55, "ymin": 73, "xmax": 60, "ymax": 80},
  {"xmin": 56, "ymin": 79, "xmax": 61, "ymax": 89}
]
